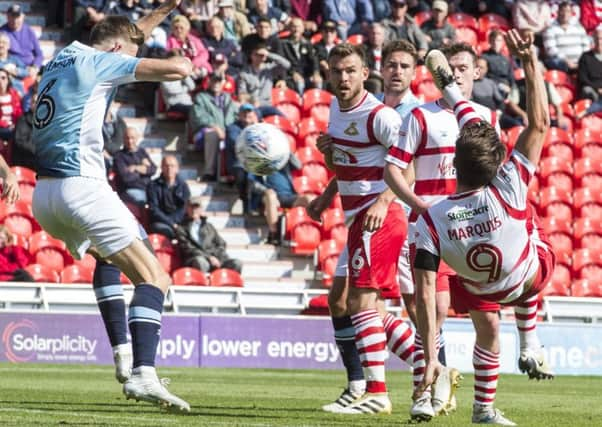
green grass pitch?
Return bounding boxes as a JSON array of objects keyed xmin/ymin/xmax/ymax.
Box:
[{"xmin": 1, "ymin": 363, "xmax": 601, "ymax": 426}]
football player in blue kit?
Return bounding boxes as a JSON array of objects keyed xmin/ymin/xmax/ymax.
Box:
[{"xmin": 31, "ymin": 0, "xmax": 193, "ymax": 412}]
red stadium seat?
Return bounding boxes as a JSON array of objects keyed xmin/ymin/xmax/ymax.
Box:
[
  {"xmin": 210, "ymin": 268, "xmax": 243, "ymax": 287},
  {"xmin": 276, "ymin": 103, "xmax": 302, "ymax": 123},
  {"xmin": 550, "ymin": 264, "xmax": 571, "ymax": 289},
  {"xmin": 24, "ymin": 263, "xmax": 60, "ymax": 283},
  {"xmin": 505, "ymin": 126, "xmax": 524, "ymax": 152},
  {"xmin": 285, "ymin": 206, "xmax": 321, "ymax": 255},
  {"xmin": 73, "ymin": 253, "xmax": 97, "ymax": 271},
  {"xmin": 416, "ymin": 80, "xmax": 440, "ymax": 102},
  {"xmin": 154, "ymin": 89, "xmax": 187, "ymax": 121},
  {"xmin": 263, "ymin": 115, "xmax": 297, "ymax": 137},
  {"xmin": 579, "ymin": 114, "xmax": 602, "ymax": 133},
  {"xmin": 543, "ymin": 127, "xmax": 573, "ymax": 157},
  {"xmin": 448, "ymin": 12, "xmax": 478, "ymax": 30},
  {"xmin": 156, "ymin": 251, "xmax": 179, "ymax": 274},
  {"xmin": 455, "ymin": 26, "xmax": 479, "ymax": 45},
  {"xmin": 478, "ymin": 13, "xmax": 510, "ymax": 39},
  {"xmin": 545, "ymin": 70, "xmax": 575, "ymax": 104},
  {"xmin": 572, "ymin": 248, "xmax": 602, "ymax": 278},
  {"xmin": 541, "ymin": 216, "xmax": 571, "ymax": 237},
  {"xmin": 413, "ymin": 11, "xmax": 432, "ymax": 27},
  {"xmin": 60, "ymin": 264, "xmax": 93, "ymax": 284},
  {"xmin": 29, "ymin": 231, "xmax": 73, "ymax": 272},
  {"xmin": 147, "ymin": 233, "xmax": 175, "ymax": 254},
  {"xmin": 292, "ymin": 175, "xmax": 324, "ymax": 196},
  {"xmin": 317, "ymin": 239, "xmax": 342, "ymax": 286},
  {"xmin": 571, "ymin": 280, "xmax": 602, "ymax": 297},
  {"xmin": 272, "ymin": 88, "xmax": 302, "ymax": 108},
  {"xmin": 548, "ymin": 233, "xmax": 573, "ymax": 267},
  {"xmin": 297, "ymin": 117, "xmax": 327, "ymax": 143},
  {"xmin": 527, "ymin": 175, "xmax": 539, "ymax": 205},
  {"xmin": 574, "ymin": 128, "xmax": 602, "ymax": 158},
  {"xmin": 574, "ymin": 158, "xmax": 602, "ymax": 190},
  {"xmin": 538, "ymin": 156, "xmax": 573, "ymax": 192},
  {"xmin": 574, "ymin": 217, "xmax": 602, "ymax": 250},
  {"xmin": 573, "ymin": 187, "xmax": 602, "ymax": 218},
  {"xmin": 413, "ymin": 65, "xmax": 432, "ymax": 87},
  {"xmin": 10, "ymin": 166, "xmax": 36, "ymax": 185},
  {"xmin": 303, "ymin": 89, "xmax": 333, "ymax": 115},
  {"xmin": 0, "ymin": 200, "xmax": 39, "ymax": 238},
  {"xmin": 539, "ymin": 187, "xmax": 573, "ymax": 222},
  {"xmin": 13, "ymin": 233, "xmax": 28, "ymax": 250},
  {"xmin": 321, "ymin": 207, "xmax": 345, "ymax": 235},
  {"xmin": 120, "ymin": 272, "xmax": 132, "ymax": 284},
  {"xmin": 298, "ymin": 163, "xmax": 329, "ymax": 189},
  {"xmin": 302, "ymin": 294, "xmax": 329, "ymax": 315},
  {"xmin": 346, "ymin": 34, "xmax": 363, "ymax": 45},
  {"xmin": 295, "ymin": 145, "xmax": 325, "ymax": 166},
  {"xmin": 172, "ymin": 267, "xmax": 208, "ymax": 286}
]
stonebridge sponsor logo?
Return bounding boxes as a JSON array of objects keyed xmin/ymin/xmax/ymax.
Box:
[
  {"xmin": 2, "ymin": 318, "xmax": 98, "ymax": 363},
  {"xmin": 447, "ymin": 205, "xmax": 489, "ymax": 222}
]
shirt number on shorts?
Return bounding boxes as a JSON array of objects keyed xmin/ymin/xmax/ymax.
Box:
[
  {"xmin": 466, "ymin": 243, "xmax": 502, "ymax": 283},
  {"xmin": 34, "ymin": 79, "xmax": 57, "ymax": 129},
  {"xmin": 350, "ymin": 247, "xmax": 365, "ymax": 275}
]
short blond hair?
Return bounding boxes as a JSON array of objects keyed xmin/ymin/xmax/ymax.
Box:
[{"xmin": 171, "ymin": 15, "xmax": 191, "ymax": 31}]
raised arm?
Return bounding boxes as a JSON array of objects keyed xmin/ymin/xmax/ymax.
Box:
[
  {"xmin": 135, "ymin": 0, "xmax": 180, "ymax": 41},
  {"xmin": 135, "ymin": 57, "xmax": 193, "ymax": 82},
  {"xmin": 506, "ymin": 29, "xmax": 550, "ymax": 165}
]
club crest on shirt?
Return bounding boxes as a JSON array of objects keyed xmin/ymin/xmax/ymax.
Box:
[
  {"xmin": 332, "ymin": 147, "xmax": 358, "ymax": 165},
  {"xmin": 344, "ymin": 122, "xmax": 359, "ymax": 136}
]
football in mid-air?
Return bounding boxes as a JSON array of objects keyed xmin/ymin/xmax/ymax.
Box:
[{"xmin": 235, "ymin": 123, "xmax": 291, "ymax": 176}]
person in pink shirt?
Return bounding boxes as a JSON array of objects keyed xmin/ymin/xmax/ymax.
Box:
[
  {"xmin": 0, "ymin": 67, "xmax": 22, "ymax": 142},
  {"xmin": 166, "ymin": 14, "xmax": 212, "ymax": 79}
]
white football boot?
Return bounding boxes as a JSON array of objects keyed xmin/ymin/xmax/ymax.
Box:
[
  {"xmin": 472, "ymin": 405, "xmax": 517, "ymax": 426},
  {"xmin": 322, "ymin": 388, "xmax": 363, "ymax": 412},
  {"xmin": 113, "ymin": 343, "xmax": 132, "ymax": 384},
  {"xmin": 425, "ymin": 49, "xmax": 455, "ymax": 92},
  {"xmin": 519, "ymin": 347, "xmax": 554, "ymax": 380},
  {"xmin": 333, "ymin": 392, "xmax": 392, "ymax": 415},
  {"xmin": 432, "ymin": 367, "xmax": 463, "ymax": 415},
  {"xmin": 123, "ymin": 366, "xmax": 191, "ymax": 412},
  {"xmin": 410, "ymin": 392, "xmax": 435, "ymax": 422}
]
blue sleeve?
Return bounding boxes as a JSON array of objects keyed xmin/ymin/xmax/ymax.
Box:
[
  {"xmin": 357, "ymin": 0, "xmax": 374, "ymax": 23},
  {"xmin": 93, "ymin": 51, "xmax": 140, "ymax": 84}
]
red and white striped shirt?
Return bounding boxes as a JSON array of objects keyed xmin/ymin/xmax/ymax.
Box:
[
  {"xmin": 414, "ymin": 151, "xmax": 544, "ymax": 302},
  {"xmin": 385, "ymin": 100, "xmax": 500, "ymax": 222},
  {"xmin": 328, "ymin": 91, "xmax": 402, "ymax": 223}
]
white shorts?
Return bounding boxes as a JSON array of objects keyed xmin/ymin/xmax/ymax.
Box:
[
  {"xmin": 397, "ymin": 237, "xmax": 414, "ymax": 294},
  {"xmin": 33, "ymin": 176, "xmax": 146, "ymax": 260},
  {"xmin": 334, "ymin": 245, "xmax": 348, "ymax": 278}
]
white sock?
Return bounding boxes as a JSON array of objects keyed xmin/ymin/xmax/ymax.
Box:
[
  {"xmin": 112, "ymin": 343, "xmax": 131, "ymax": 355},
  {"xmin": 349, "ymin": 379, "xmax": 366, "ymax": 395}
]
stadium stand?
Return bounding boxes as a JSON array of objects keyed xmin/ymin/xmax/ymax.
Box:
[{"xmin": 0, "ymin": 0, "xmax": 600, "ymax": 326}]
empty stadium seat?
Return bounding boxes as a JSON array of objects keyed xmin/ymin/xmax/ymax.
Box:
[
  {"xmin": 544, "ymin": 70, "xmax": 575, "ymax": 104},
  {"xmin": 272, "ymin": 88, "xmax": 302, "ymax": 122},
  {"xmin": 302, "ymin": 294, "xmax": 329, "ymax": 315},
  {"xmin": 298, "ymin": 163, "xmax": 329, "ymax": 189},
  {"xmin": 60, "ymin": 264, "xmax": 93, "ymax": 284},
  {"xmin": 302, "ymin": 89, "xmax": 333, "ymax": 118},
  {"xmin": 317, "ymin": 239, "xmax": 342, "ymax": 287},
  {"xmin": 478, "ymin": 13, "xmax": 510, "ymax": 39},
  {"xmin": 573, "ymin": 187, "xmax": 602, "ymax": 218},
  {"xmin": 579, "ymin": 115, "xmax": 602, "ymax": 133},
  {"xmin": 539, "ymin": 187, "xmax": 573, "ymax": 222},
  {"xmin": 416, "ymin": 80, "xmax": 440, "ymax": 102},
  {"xmin": 263, "ymin": 115, "xmax": 297, "ymax": 137},
  {"xmin": 285, "ymin": 206, "xmax": 322, "ymax": 255},
  {"xmin": 120, "ymin": 272, "xmax": 132, "ymax": 284},
  {"xmin": 571, "ymin": 280, "xmax": 602, "ymax": 298},
  {"xmin": 29, "ymin": 231, "xmax": 73, "ymax": 272},
  {"xmin": 413, "ymin": 10, "xmax": 432, "ymax": 27},
  {"xmin": 72, "ymin": 253, "xmax": 97, "ymax": 271},
  {"xmin": 210, "ymin": 268, "xmax": 243, "ymax": 287},
  {"xmin": 574, "ymin": 158, "xmax": 602, "ymax": 192},
  {"xmin": 156, "ymin": 251, "xmax": 180, "ymax": 274},
  {"xmin": 455, "ymin": 26, "xmax": 478, "ymax": 45},
  {"xmin": 0, "ymin": 200, "xmax": 38, "ymax": 238},
  {"xmin": 572, "ymin": 248, "xmax": 602, "ymax": 279},
  {"xmin": 172, "ymin": 267, "xmax": 209, "ymax": 286},
  {"xmin": 147, "ymin": 233, "xmax": 175, "ymax": 254},
  {"xmin": 10, "ymin": 166, "xmax": 36, "ymax": 185},
  {"xmin": 574, "ymin": 128, "xmax": 602, "ymax": 160},
  {"xmin": 295, "ymin": 145, "xmax": 325, "ymax": 166},
  {"xmin": 574, "ymin": 217, "xmax": 602, "ymax": 250},
  {"xmin": 543, "ymin": 127, "xmax": 574, "ymax": 160},
  {"xmin": 292, "ymin": 175, "xmax": 324, "ymax": 196},
  {"xmin": 539, "ymin": 156, "xmax": 574, "ymax": 192},
  {"xmin": 25, "ymin": 263, "xmax": 60, "ymax": 283},
  {"xmin": 548, "ymin": 233, "xmax": 573, "ymax": 267},
  {"xmin": 505, "ymin": 126, "xmax": 524, "ymax": 151},
  {"xmin": 346, "ymin": 34, "xmax": 363, "ymax": 45},
  {"xmin": 448, "ymin": 12, "xmax": 479, "ymax": 30},
  {"xmin": 297, "ymin": 117, "xmax": 327, "ymax": 146}
]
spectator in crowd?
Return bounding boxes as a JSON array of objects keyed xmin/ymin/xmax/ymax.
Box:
[
  {"xmin": 105, "ymin": 0, "xmax": 145, "ymax": 21},
  {"xmin": 421, "ymin": 0, "xmax": 456, "ymax": 50},
  {"xmin": 242, "ymin": 17, "xmax": 285, "ymax": 58},
  {"xmin": 543, "ymin": 1, "xmax": 590, "ymax": 72},
  {"xmin": 372, "ymin": 0, "xmax": 391, "ymax": 22},
  {"xmin": 176, "ymin": 199, "xmax": 243, "ymax": 273},
  {"xmin": 248, "ymin": 0, "xmax": 292, "ymax": 15},
  {"xmin": 71, "ymin": 0, "xmax": 107, "ymax": 42},
  {"xmin": 459, "ymin": 0, "xmax": 510, "ymax": 18},
  {"xmin": 0, "ymin": 67, "xmax": 22, "ymax": 143},
  {"xmin": 248, "ymin": 0, "xmax": 289, "ymax": 34},
  {"xmin": 112, "ymin": 127, "xmax": 157, "ymax": 206},
  {"xmin": 578, "ymin": 25, "xmax": 602, "ymax": 101},
  {"xmin": 202, "ymin": 16, "xmax": 244, "ymax": 75},
  {"xmin": 289, "ymin": 0, "xmax": 321, "ymax": 25},
  {"xmin": 225, "ymin": 103, "xmax": 260, "ymax": 211},
  {"xmin": 324, "ymin": 0, "xmax": 374, "ymax": 41},
  {"xmin": 472, "ymin": 57, "xmax": 506, "ymax": 112},
  {"xmin": 512, "ymin": 0, "xmax": 552, "ymax": 36},
  {"xmin": 13, "ymin": 80, "xmax": 36, "ymax": 170},
  {"xmin": 580, "ymin": 0, "xmax": 602, "ymax": 33},
  {"xmin": 282, "ymin": 17, "xmax": 322, "ymax": 94},
  {"xmin": 199, "ymin": 52, "xmax": 238, "ymax": 93},
  {"xmin": 504, "ymin": 68, "xmax": 568, "ymax": 129},
  {"xmin": 407, "ymin": 0, "xmax": 431, "ymax": 16},
  {"xmin": 0, "ymin": 5, "xmax": 43, "ymax": 71},
  {"xmin": 0, "ymin": 225, "xmax": 33, "ymax": 282},
  {"xmin": 481, "ymin": 30, "xmax": 514, "ymax": 94},
  {"xmin": 0, "ymin": 33, "xmax": 27, "ymax": 96},
  {"xmin": 190, "ymin": 72, "xmax": 238, "ymax": 182},
  {"xmin": 382, "ymin": 0, "xmax": 428, "ymax": 59},
  {"xmin": 249, "ymin": 153, "xmax": 315, "ymax": 245},
  {"xmin": 147, "ymin": 155, "xmax": 191, "ymax": 239},
  {"xmin": 238, "ymin": 41, "xmax": 290, "ymax": 115},
  {"xmin": 363, "ymin": 22, "xmax": 386, "ymax": 74},
  {"xmin": 314, "ymin": 20, "xmax": 339, "ymax": 80},
  {"xmin": 160, "ymin": 50, "xmax": 196, "ymax": 114},
  {"xmin": 216, "ymin": 0, "xmax": 252, "ymax": 42},
  {"xmin": 167, "ymin": 15, "xmax": 212, "ymax": 80},
  {"xmin": 179, "ymin": 0, "xmax": 218, "ymax": 34}
]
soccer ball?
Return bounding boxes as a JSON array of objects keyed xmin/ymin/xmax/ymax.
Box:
[{"xmin": 235, "ymin": 123, "xmax": 291, "ymax": 176}]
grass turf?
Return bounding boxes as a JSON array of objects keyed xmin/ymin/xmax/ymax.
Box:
[{"xmin": 0, "ymin": 363, "xmax": 601, "ymax": 426}]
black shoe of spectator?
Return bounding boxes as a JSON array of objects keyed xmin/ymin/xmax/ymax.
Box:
[
  {"xmin": 201, "ymin": 174, "xmax": 217, "ymax": 182},
  {"xmin": 265, "ymin": 231, "xmax": 281, "ymax": 246}
]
